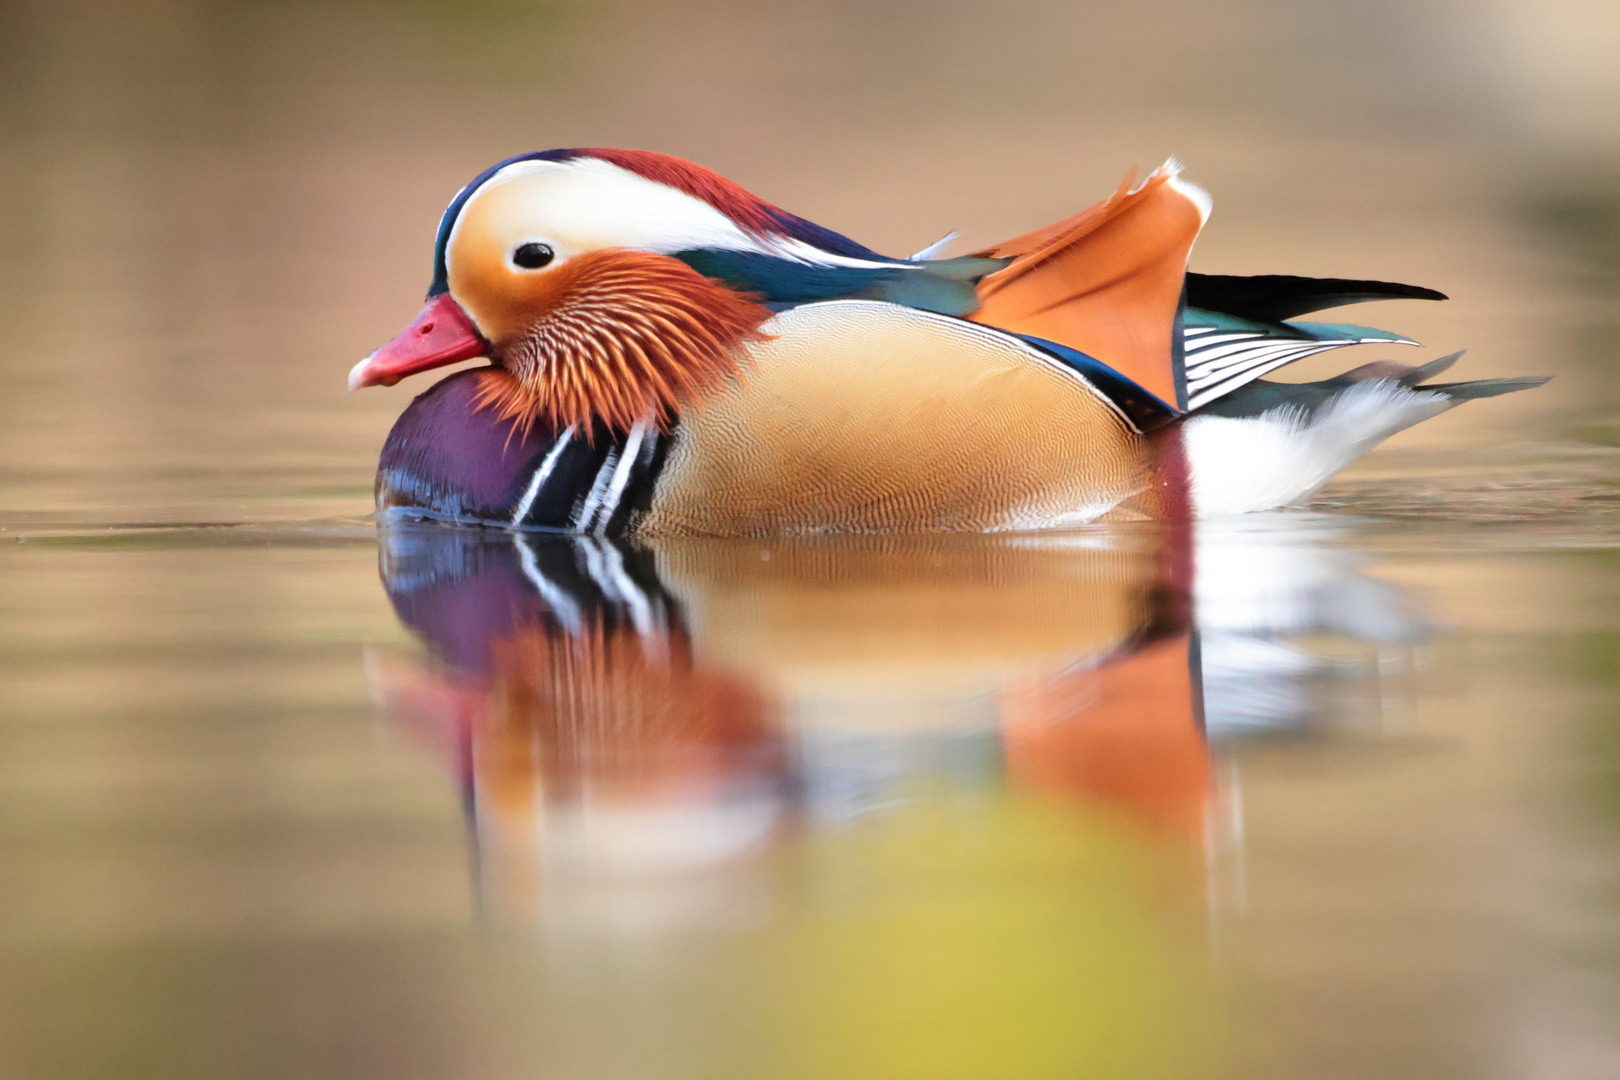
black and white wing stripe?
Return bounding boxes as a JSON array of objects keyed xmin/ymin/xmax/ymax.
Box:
[{"xmin": 1182, "ymin": 321, "xmax": 1417, "ymax": 412}]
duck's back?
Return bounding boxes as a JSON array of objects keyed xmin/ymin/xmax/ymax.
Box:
[{"xmin": 639, "ymin": 301, "xmax": 1154, "ymax": 536}]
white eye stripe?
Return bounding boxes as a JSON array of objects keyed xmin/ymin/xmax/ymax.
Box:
[
  {"xmin": 469, "ymin": 158, "xmax": 759, "ymax": 257},
  {"xmin": 459, "ymin": 156, "xmax": 911, "ymax": 273}
]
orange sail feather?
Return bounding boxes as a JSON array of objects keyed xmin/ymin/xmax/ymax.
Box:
[{"xmin": 969, "ymin": 163, "xmax": 1209, "ymax": 409}]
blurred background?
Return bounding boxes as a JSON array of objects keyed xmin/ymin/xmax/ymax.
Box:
[
  {"xmin": 0, "ymin": 0, "xmax": 1617, "ymax": 518},
  {"xmin": 3, "ymin": 2, "xmax": 1620, "ymax": 1079}
]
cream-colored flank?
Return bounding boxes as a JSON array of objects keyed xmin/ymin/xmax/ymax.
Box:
[{"xmin": 638, "ymin": 301, "xmax": 1153, "ymax": 536}]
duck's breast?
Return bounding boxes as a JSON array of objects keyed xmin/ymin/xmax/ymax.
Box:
[{"xmin": 637, "ymin": 300, "xmax": 1153, "ymax": 535}]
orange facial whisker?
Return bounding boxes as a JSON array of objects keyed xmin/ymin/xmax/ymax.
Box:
[{"xmin": 473, "ymin": 249, "xmax": 773, "ymax": 439}]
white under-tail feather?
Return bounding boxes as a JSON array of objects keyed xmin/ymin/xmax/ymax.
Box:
[{"xmin": 1183, "ymin": 379, "xmax": 1454, "ymax": 517}]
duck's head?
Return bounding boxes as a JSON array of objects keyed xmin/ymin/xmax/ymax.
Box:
[{"xmin": 350, "ymin": 149, "xmax": 804, "ymax": 435}]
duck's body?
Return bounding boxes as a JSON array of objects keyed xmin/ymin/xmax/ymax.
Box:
[
  {"xmin": 356, "ymin": 150, "xmax": 1545, "ymax": 536},
  {"xmin": 378, "ymin": 300, "xmax": 1181, "ymax": 534}
]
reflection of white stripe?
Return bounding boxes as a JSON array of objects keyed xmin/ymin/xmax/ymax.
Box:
[
  {"xmin": 509, "ymin": 426, "xmax": 574, "ymax": 527},
  {"xmin": 579, "ymin": 537, "xmax": 657, "ymax": 637},
  {"xmin": 573, "ymin": 447, "xmax": 621, "ymax": 531},
  {"xmin": 513, "ymin": 533, "xmax": 583, "ymax": 635},
  {"xmin": 601, "ymin": 541, "xmax": 656, "ymax": 638},
  {"xmin": 590, "ymin": 424, "xmax": 646, "ymax": 536}
]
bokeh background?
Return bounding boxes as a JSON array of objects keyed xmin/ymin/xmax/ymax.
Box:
[
  {"xmin": 0, "ymin": 0, "xmax": 1617, "ymax": 520},
  {"xmin": 4, "ymin": 4, "xmax": 1620, "ymax": 1080}
]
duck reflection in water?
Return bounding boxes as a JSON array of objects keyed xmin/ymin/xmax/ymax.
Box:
[
  {"xmin": 376, "ymin": 526, "xmax": 1205, "ymax": 886},
  {"xmin": 371, "ymin": 522, "xmax": 1425, "ymax": 922},
  {"xmin": 366, "ymin": 522, "xmax": 1424, "ymax": 1076}
]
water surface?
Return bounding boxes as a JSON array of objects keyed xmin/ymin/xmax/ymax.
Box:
[{"xmin": 5, "ymin": 503, "xmax": 1620, "ymax": 1079}]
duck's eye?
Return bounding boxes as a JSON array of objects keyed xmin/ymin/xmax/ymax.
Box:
[{"xmin": 512, "ymin": 242, "xmax": 555, "ymax": 270}]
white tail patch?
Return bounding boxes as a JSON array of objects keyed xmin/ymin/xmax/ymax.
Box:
[{"xmin": 1184, "ymin": 380, "xmax": 1454, "ymax": 517}]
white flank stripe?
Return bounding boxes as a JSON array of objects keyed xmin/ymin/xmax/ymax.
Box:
[
  {"xmin": 573, "ymin": 447, "xmax": 621, "ymax": 532},
  {"xmin": 509, "ymin": 426, "xmax": 576, "ymax": 527},
  {"xmin": 589, "ymin": 424, "xmax": 646, "ymax": 537}
]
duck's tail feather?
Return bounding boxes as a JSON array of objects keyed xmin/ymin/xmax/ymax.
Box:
[
  {"xmin": 969, "ymin": 160, "xmax": 1209, "ymax": 409},
  {"xmin": 1424, "ymin": 375, "xmax": 1552, "ymax": 399},
  {"xmin": 1182, "ymin": 355, "xmax": 1549, "ymax": 517},
  {"xmin": 1179, "ymin": 273, "xmax": 1452, "ymax": 411},
  {"xmin": 1335, "ymin": 351, "xmax": 1551, "ymax": 399},
  {"xmin": 1393, "ymin": 350, "xmax": 1462, "ymax": 385},
  {"xmin": 1185, "ymin": 273, "xmax": 1447, "ymax": 322}
]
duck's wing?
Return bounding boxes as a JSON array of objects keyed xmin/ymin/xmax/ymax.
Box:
[
  {"xmin": 967, "ymin": 161, "xmax": 1210, "ymax": 410},
  {"xmin": 1176, "ymin": 273, "xmax": 1452, "ymax": 411},
  {"xmin": 1180, "ymin": 309, "xmax": 1419, "ymax": 412}
]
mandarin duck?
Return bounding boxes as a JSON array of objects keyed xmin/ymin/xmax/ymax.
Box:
[{"xmin": 351, "ymin": 149, "xmax": 1546, "ymax": 535}]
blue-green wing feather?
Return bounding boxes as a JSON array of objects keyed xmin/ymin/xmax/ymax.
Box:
[{"xmin": 672, "ymin": 249, "xmax": 1006, "ymax": 317}]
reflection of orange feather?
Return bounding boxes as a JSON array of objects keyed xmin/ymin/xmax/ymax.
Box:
[
  {"xmin": 1002, "ymin": 634, "xmax": 1210, "ymax": 842},
  {"xmin": 476, "ymin": 621, "xmax": 777, "ymax": 813},
  {"xmin": 474, "ymin": 250, "xmax": 774, "ymax": 438},
  {"xmin": 969, "ymin": 166, "xmax": 1205, "ymax": 408}
]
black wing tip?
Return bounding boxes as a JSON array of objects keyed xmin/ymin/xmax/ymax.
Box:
[
  {"xmin": 1382, "ymin": 282, "xmax": 1448, "ymax": 303},
  {"xmin": 1186, "ymin": 272, "xmax": 1448, "ymax": 321}
]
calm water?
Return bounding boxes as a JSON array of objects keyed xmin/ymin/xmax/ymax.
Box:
[
  {"xmin": 4, "ymin": 1, "xmax": 1620, "ymax": 1077},
  {"xmin": 5, "ymin": 505, "xmax": 1620, "ymax": 1079}
]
